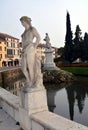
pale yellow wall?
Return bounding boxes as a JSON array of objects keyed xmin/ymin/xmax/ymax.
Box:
[
  {"xmin": 37, "ymin": 46, "xmax": 45, "ymax": 64},
  {"xmin": 6, "ymin": 37, "xmax": 20, "ymax": 60},
  {"xmin": 0, "ymin": 41, "xmax": 7, "ymax": 67},
  {"xmin": 0, "ymin": 34, "xmax": 21, "ymax": 67}
]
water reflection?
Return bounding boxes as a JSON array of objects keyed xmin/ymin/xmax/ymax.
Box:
[
  {"xmin": 46, "ymin": 83, "xmax": 72, "ymax": 112},
  {"xmin": 66, "ymin": 83, "xmax": 88, "ymax": 121},
  {"xmin": 6, "ymin": 80, "xmax": 23, "ymax": 95},
  {"xmin": 46, "ymin": 82, "xmax": 88, "ymax": 126},
  {"xmin": 1, "ymin": 77, "xmax": 88, "ymax": 126}
]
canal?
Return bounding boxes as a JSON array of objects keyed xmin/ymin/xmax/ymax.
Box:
[{"xmin": 0, "ymin": 72, "xmax": 88, "ymax": 127}]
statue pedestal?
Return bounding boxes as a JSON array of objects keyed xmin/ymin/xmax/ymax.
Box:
[
  {"xmin": 44, "ymin": 48, "xmax": 60, "ymax": 70},
  {"xmin": 19, "ymin": 86, "xmax": 48, "ymax": 130}
]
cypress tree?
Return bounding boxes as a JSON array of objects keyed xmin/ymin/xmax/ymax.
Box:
[
  {"xmin": 63, "ymin": 11, "xmax": 73, "ymax": 62},
  {"xmin": 73, "ymin": 25, "xmax": 83, "ymax": 60},
  {"xmin": 83, "ymin": 33, "xmax": 88, "ymax": 61}
]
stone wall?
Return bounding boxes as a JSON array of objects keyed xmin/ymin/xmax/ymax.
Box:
[{"xmin": 0, "ymin": 87, "xmax": 19, "ymax": 122}]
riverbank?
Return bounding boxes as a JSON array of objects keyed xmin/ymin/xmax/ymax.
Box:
[{"xmin": 60, "ymin": 67, "xmax": 88, "ymax": 76}]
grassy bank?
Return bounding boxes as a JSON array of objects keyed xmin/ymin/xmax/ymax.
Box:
[
  {"xmin": 60, "ymin": 67, "xmax": 88, "ymax": 75},
  {"xmin": 77, "ymin": 76, "xmax": 88, "ymax": 82}
]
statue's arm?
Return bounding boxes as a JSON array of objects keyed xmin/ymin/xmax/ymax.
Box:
[{"xmin": 33, "ymin": 27, "xmax": 41, "ymax": 47}]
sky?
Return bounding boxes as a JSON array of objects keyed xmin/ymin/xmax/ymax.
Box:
[{"xmin": 0, "ymin": 0, "xmax": 88, "ymax": 47}]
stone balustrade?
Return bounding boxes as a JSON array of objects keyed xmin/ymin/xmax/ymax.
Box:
[
  {"xmin": 31, "ymin": 111, "xmax": 88, "ymax": 130},
  {"xmin": 0, "ymin": 87, "xmax": 88, "ymax": 130},
  {"xmin": 0, "ymin": 87, "xmax": 19, "ymax": 122}
]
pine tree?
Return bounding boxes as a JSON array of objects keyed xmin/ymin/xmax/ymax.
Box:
[{"xmin": 63, "ymin": 11, "xmax": 73, "ymax": 62}]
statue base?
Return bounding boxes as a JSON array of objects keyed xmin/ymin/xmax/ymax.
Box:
[
  {"xmin": 43, "ymin": 65, "xmax": 60, "ymax": 70},
  {"xmin": 19, "ymin": 85, "xmax": 48, "ymax": 130},
  {"xmin": 44, "ymin": 48, "xmax": 60, "ymax": 70}
]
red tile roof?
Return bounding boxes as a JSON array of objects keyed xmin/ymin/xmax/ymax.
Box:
[{"xmin": 0, "ymin": 33, "xmax": 19, "ymax": 40}]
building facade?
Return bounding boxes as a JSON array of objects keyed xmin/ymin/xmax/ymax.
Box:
[
  {"xmin": 37, "ymin": 44, "xmax": 57, "ymax": 65},
  {"xmin": 0, "ymin": 33, "xmax": 20, "ymax": 67},
  {"xmin": 0, "ymin": 32, "xmax": 58, "ymax": 67},
  {"xmin": 37, "ymin": 44, "xmax": 45, "ymax": 64},
  {"xmin": 0, "ymin": 38, "xmax": 7, "ymax": 67}
]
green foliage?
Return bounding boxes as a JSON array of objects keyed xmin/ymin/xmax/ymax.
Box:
[
  {"xmin": 82, "ymin": 33, "xmax": 88, "ymax": 61},
  {"xmin": 61, "ymin": 12, "xmax": 88, "ymax": 63},
  {"xmin": 77, "ymin": 76, "xmax": 88, "ymax": 82},
  {"xmin": 73, "ymin": 25, "xmax": 83, "ymax": 60},
  {"xmin": 63, "ymin": 11, "xmax": 73, "ymax": 62},
  {"xmin": 61, "ymin": 67, "xmax": 88, "ymax": 75},
  {"xmin": 57, "ymin": 47, "xmax": 64, "ymax": 56}
]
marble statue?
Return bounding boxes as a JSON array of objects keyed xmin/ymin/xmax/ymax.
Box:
[
  {"xmin": 44, "ymin": 33, "xmax": 51, "ymax": 49},
  {"xmin": 20, "ymin": 16, "xmax": 43, "ymax": 89},
  {"xmin": 43, "ymin": 33, "xmax": 59, "ymax": 70}
]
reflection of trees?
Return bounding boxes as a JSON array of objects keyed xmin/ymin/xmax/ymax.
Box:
[
  {"xmin": 66, "ymin": 83, "xmax": 88, "ymax": 120},
  {"xmin": 46, "ymin": 83, "xmax": 72, "ymax": 112},
  {"xmin": 75, "ymin": 87, "xmax": 85, "ymax": 113},
  {"xmin": 66, "ymin": 87, "xmax": 75, "ymax": 120}
]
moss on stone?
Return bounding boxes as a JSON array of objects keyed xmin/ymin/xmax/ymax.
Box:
[{"xmin": 43, "ymin": 69, "xmax": 75, "ymax": 84}]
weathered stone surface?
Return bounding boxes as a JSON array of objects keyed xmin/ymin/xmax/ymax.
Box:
[
  {"xmin": 19, "ymin": 87, "xmax": 48, "ymax": 130},
  {"xmin": 0, "ymin": 87, "xmax": 19, "ymax": 122},
  {"xmin": 44, "ymin": 48, "xmax": 56, "ymax": 69},
  {"xmin": 0, "ymin": 109, "xmax": 20, "ymax": 130},
  {"xmin": 43, "ymin": 69, "xmax": 75, "ymax": 83},
  {"xmin": 20, "ymin": 16, "xmax": 43, "ymax": 90},
  {"xmin": 43, "ymin": 33, "xmax": 59, "ymax": 71},
  {"xmin": 19, "ymin": 88, "xmax": 48, "ymax": 111},
  {"xmin": 31, "ymin": 111, "xmax": 88, "ymax": 130}
]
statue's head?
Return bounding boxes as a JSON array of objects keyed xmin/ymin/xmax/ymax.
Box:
[
  {"xmin": 20, "ymin": 16, "xmax": 32, "ymax": 29},
  {"xmin": 46, "ymin": 33, "xmax": 48, "ymax": 36}
]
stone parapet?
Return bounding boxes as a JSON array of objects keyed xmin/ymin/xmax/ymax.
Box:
[
  {"xmin": 0, "ymin": 87, "xmax": 19, "ymax": 122},
  {"xmin": 31, "ymin": 111, "xmax": 88, "ymax": 130}
]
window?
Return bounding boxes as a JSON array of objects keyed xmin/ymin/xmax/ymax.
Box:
[
  {"xmin": 13, "ymin": 43, "xmax": 15, "ymax": 47},
  {"xmin": 0, "ymin": 54, "xmax": 2, "ymax": 58},
  {"xmin": 4, "ymin": 47, "xmax": 6, "ymax": 51},
  {"xmin": 11, "ymin": 43, "xmax": 13, "ymax": 47},
  {"xmin": 0, "ymin": 46, "xmax": 2, "ymax": 51},
  {"xmin": 7, "ymin": 49, "xmax": 13, "ymax": 55},
  {"xmin": 18, "ymin": 50, "xmax": 19, "ymax": 55},
  {"xmin": 5, "ymin": 54, "xmax": 7, "ymax": 58},
  {"xmin": 13, "ymin": 50, "xmax": 14, "ymax": 55},
  {"xmin": 13, "ymin": 39, "xmax": 14, "ymax": 42}
]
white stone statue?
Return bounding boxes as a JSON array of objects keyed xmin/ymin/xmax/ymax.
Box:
[
  {"xmin": 20, "ymin": 16, "xmax": 43, "ymax": 90},
  {"xmin": 44, "ymin": 33, "xmax": 51, "ymax": 49}
]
